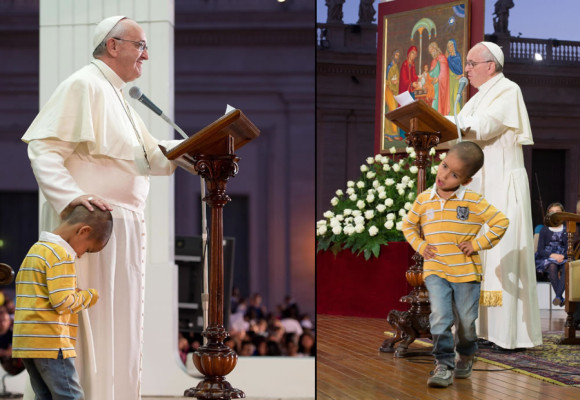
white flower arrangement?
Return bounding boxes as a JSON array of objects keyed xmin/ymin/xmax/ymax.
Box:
[{"xmin": 317, "ymin": 148, "xmax": 438, "ymax": 260}]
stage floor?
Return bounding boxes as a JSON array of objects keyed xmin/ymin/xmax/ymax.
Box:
[
  {"xmin": 0, "ymin": 397, "xmax": 310, "ymax": 400},
  {"xmin": 317, "ymin": 312, "xmax": 580, "ymax": 399},
  {"xmin": 3, "ymin": 356, "xmax": 315, "ymax": 399}
]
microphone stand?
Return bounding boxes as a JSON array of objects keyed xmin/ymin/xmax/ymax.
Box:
[
  {"xmin": 134, "ymin": 96, "xmax": 211, "ymax": 343},
  {"xmin": 453, "ymin": 98, "xmax": 462, "ymax": 143},
  {"xmin": 160, "ymin": 113, "xmax": 189, "ymax": 141},
  {"xmin": 453, "ymin": 82, "xmax": 466, "ymax": 142}
]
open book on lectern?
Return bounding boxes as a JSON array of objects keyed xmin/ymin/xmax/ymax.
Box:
[{"xmin": 159, "ymin": 105, "xmax": 260, "ymax": 175}]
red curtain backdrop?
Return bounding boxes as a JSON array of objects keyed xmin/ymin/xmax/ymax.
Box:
[{"xmin": 317, "ymin": 242, "xmax": 415, "ymax": 318}]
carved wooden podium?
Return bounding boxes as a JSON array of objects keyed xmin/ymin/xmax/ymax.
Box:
[
  {"xmin": 0, "ymin": 263, "xmax": 15, "ymax": 285},
  {"xmin": 164, "ymin": 109, "xmax": 260, "ymax": 399},
  {"xmin": 379, "ymin": 100, "xmax": 457, "ymax": 357},
  {"xmin": 545, "ymin": 211, "xmax": 580, "ymax": 344}
]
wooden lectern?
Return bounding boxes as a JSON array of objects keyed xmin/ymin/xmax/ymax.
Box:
[
  {"xmin": 545, "ymin": 211, "xmax": 580, "ymax": 345},
  {"xmin": 164, "ymin": 109, "xmax": 260, "ymax": 399},
  {"xmin": 379, "ymin": 100, "xmax": 457, "ymax": 357}
]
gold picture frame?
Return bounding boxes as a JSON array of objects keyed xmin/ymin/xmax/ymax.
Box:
[{"xmin": 379, "ymin": 0, "xmax": 470, "ymax": 152}]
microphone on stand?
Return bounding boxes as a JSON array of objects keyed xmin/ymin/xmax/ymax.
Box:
[
  {"xmin": 453, "ymin": 77, "xmax": 469, "ymax": 142},
  {"xmin": 129, "ymin": 86, "xmax": 189, "ymax": 139},
  {"xmin": 130, "ymin": 87, "xmax": 211, "ymax": 335},
  {"xmin": 130, "ymin": 86, "xmax": 213, "ymax": 338}
]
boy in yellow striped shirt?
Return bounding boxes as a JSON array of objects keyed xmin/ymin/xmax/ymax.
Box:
[
  {"xmin": 403, "ymin": 141, "xmax": 509, "ymax": 388},
  {"xmin": 13, "ymin": 205, "xmax": 112, "ymax": 399}
]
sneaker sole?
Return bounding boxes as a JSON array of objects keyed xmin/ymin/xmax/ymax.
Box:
[
  {"xmin": 427, "ymin": 377, "xmax": 453, "ymax": 387},
  {"xmin": 454, "ymin": 370, "xmax": 471, "ymax": 379}
]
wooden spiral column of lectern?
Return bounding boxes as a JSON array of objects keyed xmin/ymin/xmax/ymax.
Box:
[
  {"xmin": 378, "ymin": 100, "xmax": 458, "ymax": 357},
  {"xmin": 163, "ymin": 109, "xmax": 260, "ymax": 399}
]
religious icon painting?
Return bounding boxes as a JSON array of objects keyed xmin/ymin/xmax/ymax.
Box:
[{"xmin": 377, "ymin": 0, "xmax": 470, "ymax": 152}]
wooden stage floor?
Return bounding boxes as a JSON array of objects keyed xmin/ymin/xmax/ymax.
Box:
[{"xmin": 317, "ymin": 312, "xmax": 580, "ymax": 399}]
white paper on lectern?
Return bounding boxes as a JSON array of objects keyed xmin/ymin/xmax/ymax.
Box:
[
  {"xmin": 225, "ymin": 104, "xmax": 236, "ymax": 114},
  {"xmin": 394, "ymin": 91, "xmax": 414, "ymax": 107}
]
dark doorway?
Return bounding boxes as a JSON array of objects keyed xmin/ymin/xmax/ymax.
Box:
[
  {"xmin": 196, "ymin": 194, "xmax": 250, "ymax": 300},
  {"xmin": 0, "ymin": 191, "xmax": 39, "ymax": 294},
  {"xmin": 531, "ymin": 149, "xmax": 566, "ymax": 228},
  {"xmin": 222, "ymin": 195, "xmax": 250, "ymax": 299}
]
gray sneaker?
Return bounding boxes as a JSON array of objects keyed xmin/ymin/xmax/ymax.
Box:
[
  {"xmin": 455, "ymin": 354, "xmax": 474, "ymax": 379},
  {"xmin": 427, "ymin": 364, "xmax": 453, "ymax": 387}
]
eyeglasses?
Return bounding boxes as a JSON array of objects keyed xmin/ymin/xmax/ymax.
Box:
[
  {"xmin": 113, "ymin": 37, "xmax": 148, "ymax": 52},
  {"xmin": 465, "ymin": 60, "xmax": 493, "ymax": 68}
]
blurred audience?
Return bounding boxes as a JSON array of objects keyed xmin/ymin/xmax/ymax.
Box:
[
  {"xmin": 298, "ymin": 330, "xmax": 316, "ymax": 357},
  {"xmin": 0, "ymin": 307, "xmax": 13, "ymax": 360},
  {"xmin": 179, "ymin": 290, "xmax": 315, "ymax": 362},
  {"xmin": 0, "ymin": 297, "xmax": 24, "ymax": 376},
  {"xmin": 247, "ymin": 293, "xmax": 267, "ymax": 320},
  {"xmin": 232, "ymin": 290, "xmax": 315, "ymax": 357}
]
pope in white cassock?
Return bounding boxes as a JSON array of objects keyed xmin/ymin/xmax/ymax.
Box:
[
  {"xmin": 453, "ymin": 41, "xmax": 542, "ymax": 350},
  {"xmin": 21, "ymin": 16, "xmax": 181, "ymax": 399}
]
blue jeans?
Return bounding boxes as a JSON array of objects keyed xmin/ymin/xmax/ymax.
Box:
[
  {"xmin": 425, "ymin": 275, "xmax": 481, "ymax": 369},
  {"xmin": 22, "ymin": 350, "xmax": 84, "ymax": 400}
]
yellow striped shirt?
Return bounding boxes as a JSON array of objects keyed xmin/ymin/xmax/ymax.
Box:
[
  {"xmin": 403, "ymin": 185, "xmax": 509, "ymax": 283},
  {"xmin": 12, "ymin": 232, "xmax": 98, "ymax": 359}
]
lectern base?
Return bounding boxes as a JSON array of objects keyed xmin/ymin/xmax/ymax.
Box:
[
  {"xmin": 184, "ymin": 378, "xmax": 245, "ymax": 399},
  {"xmin": 379, "ymin": 307, "xmax": 432, "ymax": 358}
]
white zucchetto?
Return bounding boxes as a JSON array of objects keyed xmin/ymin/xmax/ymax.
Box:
[
  {"xmin": 479, "ymin": 41, "xmax": 505, "ymax": 67},
  {"xmin": 93, "ymin": 16, "xmax": 126, "ymax": 51}
]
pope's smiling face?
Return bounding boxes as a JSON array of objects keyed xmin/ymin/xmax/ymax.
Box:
[
  {"xmin": 465, "ymin": 44, "xmax": 497, "ymax": 89},
  {"xmin": 112, "ymin": 20, "xmax": 149, "ymax": 83}
]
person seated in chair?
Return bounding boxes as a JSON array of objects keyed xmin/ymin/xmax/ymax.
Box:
[
  {"xmin": 535, "ymin": 202, "xmax": 568, "ymax": 307},
  {"xmin": 0, "ymin": 306, "xmax": 23, "ymax": 377},
  {"xmin": 0, "ymin": 308, "xmax": 13, "ymax": 360}
]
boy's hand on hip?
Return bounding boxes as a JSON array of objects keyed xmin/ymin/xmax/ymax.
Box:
[
  {"xmin": 422, "ymin": 244, "xmax": 437, "ymax": 260},
  {"xmin": 458, "ymin": 241, "xmax": 475, "ymax": 256}
]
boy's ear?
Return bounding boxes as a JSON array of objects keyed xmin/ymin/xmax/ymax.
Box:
[
  {"xmin": 463, "ymin": 177, "xmax": 473, "ymax": 186},
  {"xmin": 77, "ymin": 225, "xmax": 93, "ymax": 237}
]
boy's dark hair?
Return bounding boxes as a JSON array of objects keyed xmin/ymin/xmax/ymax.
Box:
[
  {"xmin": 62, "ymin": 205, "xmax": 113, "ymax": 243},
  {"xmin": 448, "ymin": 141, "xmax": 484, "ymax": 178}
]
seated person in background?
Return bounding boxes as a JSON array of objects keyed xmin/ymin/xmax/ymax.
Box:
[
  {"xmin": 278, "ymin": 295, "xmax": 300, "ymax": 319},
  {"xmin": 178, "ymin": 333, "xmax": 191, "ymax": 365},
  {"xmin": 229, "ymin": 298, "xmax": 249, "ymax": 334},
  {"xmin": 0, "ymin": 307, "xmax": 12, "ymax": 358},
  {"xmin": 283, "ymin": 333, "xmax": 299, "ymax": 357},
  {"xmin": 239, "ymin": 341, "xmax": 255, "ymax": 356},
  {"xmin": 230, "ymin": 287, "xmax": 241, "ymax": 314},
  {"xmin": 535, "ymin": 202, "xmax": 568, "ymax": 307},
  {"xmin": 298, "ymin": 331, "xmax": 316, "ymax": 357},
  {"xmin": 4, "ymin": 298, "xmax": 14, "ymax": 321},
  {"xmin": 575, "ymin": 200, "xmax": 580, "ymax": 250},
  {"xmin": 247, "ymin": 293, "xmax": 267, "ymax": 320},
  {"xmin": 573, "ymin": 200, "xmax": 580, "ymax": 328},
  {"xmin": 265, "ymin": 337, "xmax": 282, "ymax": 356},
  {"xmin": 227, "ymin": 329, "xmax": 245, "ymax": 354},
  {"xmin": 253, "ymin": 336, "xmax": 268, "ymax": 356},
  {"xmin": 280, "ymin": 311, "xmax": 303, "ymax": 337},
  {"xmin": 300, "ymin": 313, "xmax": 314, "ymax": 331},
  {"xmin": 0, "ymin": 306, "xmax": 22, "ymax": 376},
  {"xmin": 224, "ymin": 337, "xmax": 237, "ymax": 353}
]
